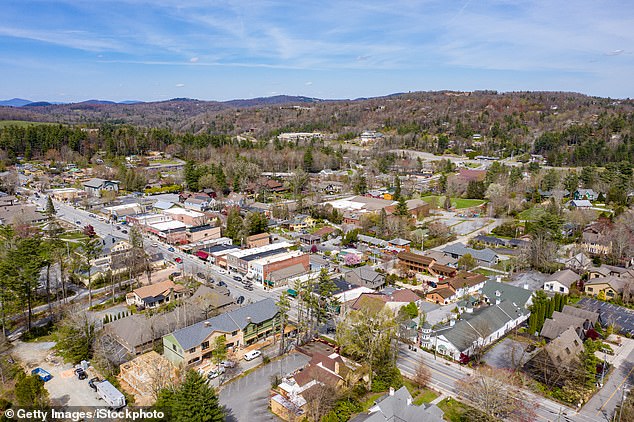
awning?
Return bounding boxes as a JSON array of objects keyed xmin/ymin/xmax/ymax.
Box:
[{"xmin": 195, "ymin": 250, "xmax": 209, "ymax": 260}]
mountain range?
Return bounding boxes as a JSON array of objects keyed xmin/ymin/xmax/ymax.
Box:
[{"xmin": 0, "ymin": 98, "xmax": 145, "ymax": 107}]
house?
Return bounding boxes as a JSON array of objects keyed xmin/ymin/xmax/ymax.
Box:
[
  {"xmin": 126, "ymin": 280, "xmax": 189, "ymax": 309},
  {"xmin": 246, "ymin": 232, "xmax": 271, "ymax": 248},
  {"xmin": 525, "ymin": 327, "xmax": 584, "ymax": 387},
  {"xmin": 0, "ymin": 204, "xmax": 47, "ymax": 226},
  {"xmin": 539, "ymin": 305, "xmax": 598, "ymax": 340},
  {"xmin": 543, "ymin": 269, "xmax": 581, "ymax": 294},
  {"xmin": 358, "ymin": 235, "xmax": 389, "ymax": 249},
  {"xmin": 387, "ymin": 238, "xmax": 411, "ymax": 252},
  {"xmin": 588, "ymin": 264, "xmax": 634, "ymax": 279},
  {"xmin": 446, "ymin": 271, "xmax": 487, "ymax": 297},
  {"xmin": 473, "ymin": 235, "xmax": 508, "ymax": 248},
  {"xmin": 442, "ymin": 243, "xmax": 499, "ymax": 267},
  {"xmin": 163, "ymin": 299, "xmax": 280, "ymax": 366},
  {"xmin": 574, "ymin": 189, "xmax": 598, "ymax": 201},
  {"xmin": 152, "ymin": 200, "xmax": 177, "ymax": 212},
  {"xmin": 581, "ymin": 226, "xmax": 612, "ymax": 255},
  {"xmin": 565, "ymin": 252, "xmax": 592, "ymax": 273},
  {"xmin": 426, "ymin": 288, "xmax": 457, "ymax": 305},
  {"xmin": 568, "ymin": 199, "xmax": 593, "ymax": 209},
  {"xmin": 83, "ymin": 178, "xmax": 120, "ymax": 197},
  {"xmin": 119, "ymin": 352, "xmax": 178, "ymax": 403},
  {"xmin": 183, "ymin": 197, "xmax": 210, "ymax": 212},
  {"xmin": 344, "ymin": 266, "xmax": 386, "ymax": 290},
  {"xmin": 299, "ymin": 234, "xmax": 321, "ymax": 246},
  {"xmin": 584, "ymin": 275, "xmax": 632, "ymax": 300},
  {"xmin": 352, "ymin": 386, "xmax": 444, "ymax": 422}
]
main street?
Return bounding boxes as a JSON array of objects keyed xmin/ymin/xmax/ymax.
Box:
[{"xmin": 397, "ymin": 346, "xmax": 599, "ymax": 422}]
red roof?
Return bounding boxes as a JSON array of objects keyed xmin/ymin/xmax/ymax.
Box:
[{"xmin": 195, "ymin": 250, "xmax": 209, "ymax": 260}]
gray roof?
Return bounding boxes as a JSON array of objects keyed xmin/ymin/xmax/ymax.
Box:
[
  {"xmin": 170, "ymin": 298, "xmax": 278, "ymax": 350},
  {"xmin": 441, "ymin": 300, "xmax": 528, "ymax": 352},
  {"xmin": 545, "ymin": 269, "xmax": 580, "ymax": 288},
  {"xmin": 268, "ymin": 263, "xmax": 308, "ymax": 282},
  {"xmin": 561, "ymin": 305, "xmax": 599, "ymax": 324},
  {"xmin": 540, "ymin": 312, "xmax": 585, "ymax": 340},
  {"xmin": 389, "ymin": 238, "xmax": 410, "ymax": 246},
  {"xmin": 153, "ymin": 200, "xmax": 175, "ymax": 210},
  {"xmin": 84, "ymin": 178, "xmax": 108, "ymax": 188},
  {"xmin": 354, "ymin": 386, "xmax": 444, "ymax": 422},
  {"xmin": 358, "ymin": 235, "xmax": 389, "ymax": 248},
  {"xmin": 481, "ymin": 280, "xmax": 533, "ymax": 309},
  {"xmin": 442, "ymin": 243, "xmax": 498, "ymax": 264},
  {"xmin": 345, "ymin": 266, "xmax": 385, "ymax": 288}
]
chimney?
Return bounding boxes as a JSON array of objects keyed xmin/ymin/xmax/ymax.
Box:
[
  {"xmin": 496, "ymin": 276, "xmax": 502, "ymax": 283},
  {"xmin": 523, "ymin": 283, "xmax": 529, "ymax": 290},
  {"xmin": 389, "ymin": 387, "xmax": 395, "ymax": 396},
  {"xmin": 204, "ymin": 321, "xmax": 211, "ymax": 326},
  {"xmin": 449, "ymin": 319, "xmax": 455, "ymax": 327},
  {"xmin": 495, "ymin": 298, "xmax": 501, "ymax": 305}
]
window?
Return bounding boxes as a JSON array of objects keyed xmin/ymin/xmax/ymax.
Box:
[
  {"xmin": 172, "ymin": 344, "xmax": 177, "ymax": 351},
  {"xmin": 201, "ymin": 341, "xmax": 209, "ymax": 350},
  {"xmin": 565, "ymin": 347, "xmax": 571, "ymax": 355},
  {"xmin": 587, "ymin": 287, "xmax": 593, "ymax": 292},
  {"xmin": 556, "ymin": 356, "xmax": 562, "ymax": 363},
  {"xmin": 232, "ymin": 330, "xmax": 238, "ymax": 336},
  {"xmin": 188, "ymin": 348, "xmax": 196, "ymax": 354},
  {"xmin": 574, "ymin": 339, "xmax": 579, "ymax": 347},
  {"xmin": 559, "ymin": 287, "xmax": 565, "ymax": 292}
]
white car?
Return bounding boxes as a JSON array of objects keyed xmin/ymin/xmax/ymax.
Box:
[
  {"xmin": 243, "ymin": 350, "xmax": 262, "ymax": 361},
  {"xmin": 217, "ymin": 269, "xmax": 227, "ymax": 275}
]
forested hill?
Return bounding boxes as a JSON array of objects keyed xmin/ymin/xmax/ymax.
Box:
[{"xmin": 1, "ymin": 91, "xmax": 634, "ymax": 167}]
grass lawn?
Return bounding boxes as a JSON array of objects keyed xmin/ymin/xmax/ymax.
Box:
[
  {"xmin": 517, "ymin": 206, "xmax": 547, "ymax": 222},
  {"xmin": 437, "ymin": 397, "xmax": 473, "ymax": 422},
  {"xmin": 413, "ymin": 389, "xmax": 439, "ymax": 406},
  {"xmin": 0, "ymin": 120, "xmax": 60, "ymax": 128},
  {"xmin": 472, "ymin": 268, "xmax": 505, "ymax": 278},
  {"xmin": 422, "ymin": 195, "xmax": 486, "ymax": 209},
  {"xmin": 360, "ymin": 392, "xmax": 385, "ymax": 411},
  {"xmin": 60, "ymin": 231, "xmax": 89, "ymax": 241}
]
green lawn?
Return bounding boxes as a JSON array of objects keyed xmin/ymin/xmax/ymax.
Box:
[
  {"xmin": 413, "ymin": 389, "xmax": 440, "ymax": 406},
  {"xmin": 517, "ymin": 206, "xmax": 547, "ymax": 222},
  {"xmin": 422, "ymin": 196, "xmax": 486, "ymax": 209},
  {"xmin": 472, "ymin": 268, "xmax": 505, "ymax": 278},
  {"xmin": 437, "ymin": 397, "xmax": 473, "ymax": 422},
  {"xmin": 0, "ymin": 120, "xmax": 60, "ymax": 128},
  {"xmin": 360, "ymin": 392, "xmax": 385, "ymax": 411}
]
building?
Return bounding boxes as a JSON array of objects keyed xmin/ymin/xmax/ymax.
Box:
[
  {"xmin": 584, "ymin": 275, "xmax": 632, "ymax": 300},
  {"xmin": 568, "ymin": 199, "xmax": 593, "ymax": 209},
  {"xmin": 543, "ymin": 269, "xmax": 581, "ymax": 294},
  {"xmin": 119, "ymin": 352, "xmax": 178, "ymax": 405},
  {"xmin": 48, "ymin": 188, "xmax": 87, "ymax": 202},
  {"xmin": 539, "ymin": 305, "xmax": 598, "ymax": 340},
  {"xmin": 343, "ymin": 266, "xmax": 386, "ymax": 290},
  {"xmin": 247, "ymin": 250, "xmax": 310, "ymax": 286},
  {"xmin": 104, "ymin": 203, "xmax": 144, "ymax": 222},
  {"xmin": 0, "ymin": 204, "xmax": 47, "ymax": 226},
  {"xmin": 83, "ymin": 178, "xmax": 119, "ymax": 197},
  {"xmin": 565, "ymin": 253, "xmax": 593, "ymax": 273},
  {"xmin": 163, "ymin": 299, "xmax": 280, "ymax": 366},
  {"xmin": 525, "ymin": 327, "xmax": 584, "ymax": 387},
  {"xmin": 581, "ymin": 226, "xmax": 612, "ymax": 255},
  {"xmin": 574, "ymin": 189, "xmax": 598, "ymax": 201},
  {"xmin": 126, "ymin": 280, "xmax": 189, "ymax": 309},
  {"xmin": 397, "ymin": 251, "xmax": 458, "ymax": 278},
  {"xmin": 226, "ymin": 242, "xmax": 292, "ymax": 274},
  {"xmin": 163, "ymin": 208, "xmax": 208, "ymax": 226},
  {"xmin": 187, "ymin": 224, "xmax": 221, "ymax": 244},
  {"xmin": 588, "ymin": 264, "xmax": 634, "ymax": 279},
  {"xmin": 183, "ymin": 197, "xmax": 211, "ymax": 212},
  {"xmin": 246, "ymin": 232, "xmax": 271, "ymax": 248},
  {"xmin": 353, "ymin": 386, "xmax": 444, "ymax": 422},
  {"xmin": 442, "ymin": 243, "xmax": 499, "ymax": 267}
]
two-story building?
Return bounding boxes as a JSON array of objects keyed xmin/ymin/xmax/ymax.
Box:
[
  {"xmin": 163, "ymin": 299, "xmax": 280, "ymax": 366},
  {"xmin": 83, "ymin": 178, "xmax": 120, "ymax": 197}
]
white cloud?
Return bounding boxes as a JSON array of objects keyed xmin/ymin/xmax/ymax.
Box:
[
  {"xmin": 175, "ymin": 83, "xmax": 185, "ymax": 87},
  {"xmin": 189, "ymin": 57, "xmax": 199, "ymax": 62},
  {"xmin": 305, "ymin": 81, "xmax": 313, "ymax": 86}
]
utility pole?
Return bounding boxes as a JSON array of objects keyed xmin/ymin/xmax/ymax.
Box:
[{"xmin": 618, "ymin": 383, "xmax": 630, "ymax": 422}]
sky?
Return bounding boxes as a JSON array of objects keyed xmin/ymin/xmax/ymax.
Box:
[{"xmin": 1, "ymin": 0, "xmax": 633, "ymax": 102}]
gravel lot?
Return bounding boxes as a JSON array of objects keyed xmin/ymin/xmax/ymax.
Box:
[
  {"xmin": 484, "ymin": 338, "xmax": 533, "ymax": 370},
  {"xmin": 12, "ymin": 341, "xmax": 104, "ymax": 407}
]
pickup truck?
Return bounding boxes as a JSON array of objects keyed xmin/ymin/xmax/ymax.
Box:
[{"xmin": 31, "ymin": 367, "xmax": 53, "ymax": 382}]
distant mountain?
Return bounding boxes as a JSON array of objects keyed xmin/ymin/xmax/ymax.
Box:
[
  {"xmin": 223, "ymin": 95, "xmax": 321, "ymax": 108},
  {"xmin": 0, "ymin": 98, "xmax": 33, "ymax": 107},
  {"xmin": 22, "ymin": 101, "xmax": 52, "ymax": 107},
  {"xmin": 81, "ymin": 99, "xmax": 117, "ymax": 105},
  {"xmin": 119, "ymin": 100, "xmax": 144, "ymax": 105}
]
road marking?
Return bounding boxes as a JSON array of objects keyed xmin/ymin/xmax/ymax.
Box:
[{"xmin": 596, "ymin": 364, "xmax": 634, "ymax": 416}]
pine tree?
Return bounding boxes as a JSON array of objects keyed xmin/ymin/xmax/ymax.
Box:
[
  {"xmin": 395, "ymin": 196, "xmax": 409, "ymax": 217},
  {"xmin": 154, "ymin": 371, "xmax": 224, "ymax": 422},
  {"xmin": 45, "ymin": 196, "xmax": 56, "ymax": 218},
  {"xmin": 393, "ymin": 176, "xmax": 401, "ymax": 201}
]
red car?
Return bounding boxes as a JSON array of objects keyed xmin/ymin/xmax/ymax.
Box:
[{"xmin": 175, "ymin": 257, "xmax": 182, "ymax": 264}]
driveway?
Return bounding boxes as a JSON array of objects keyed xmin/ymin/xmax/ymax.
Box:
[{"xmin": 219, "ymin": 352, "xmax": 310, "ymax": 422}]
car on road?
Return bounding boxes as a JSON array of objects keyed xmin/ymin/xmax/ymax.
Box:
[
  {"xmin": 88, "ymin": 377, "xmax": 101, "ymax": 391},
  {"xmin": 170, "ymin": 272, "xmax": 181, "ymax": 278},
  {"xmin": 243, "ymin": 350, "xmax": 262, "ymax": 361},
  {"xmin": 220, "ymin": 360, "xmax": 236, "ymax": 368},
  {"xmin": 75, "ymin": 220, "xmax": 81, "ymax": 225},
  {"xmin": 152, "ymin": 242, "xmax": 158, "ymax": 247},
  {"xmin": 236, "ymin": 296, "xmax": 245, "ymax": 304},
  {"xmin": 115, "ymin": 226, "xmax": 121, "ymax": 230},
  {"xmin": 218, "ymin": 281, "xmax": 227, "ymax": 287},
  {"xmin": 244, "ymin": 285, "xmax": 254, "ymax": 291},
  {"xmin": 217, "ymin": 269, "xmax": 227, "ymax": 275},
  {"xmin": 233, "ymin": 275, "xmax": 242, "ymax": 282},
  {"xmin": 197, "ymin": 272, "xmax": 206, "ymax": 279},
  {"xmin": 175, "ymin": 257, "xmax": 182, "ymax": 264},
  {"xmin": 89, "ymin": 214, "xmax": 96, "ymax": 218},
  {"xmin": 121, "ymin": 229, "xmax": 128, "ymax": 234},
  {"xmin": 168, "ymin": 247, "xmax": 175, "ymax": 252},
  {"xmin": 207, "ymin": 367, "xmax": 226, "ymax": 379},
  {"xmin": 74, "ymin": 368, "xmax": 87, "ymax": 380}
]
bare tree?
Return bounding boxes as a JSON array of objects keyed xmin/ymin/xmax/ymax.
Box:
[
  {"xmin": 414, "ymin": 360, "xmax": 431, "ymax": 388},
  {"xmin": 302, "ymin": 383, "xmax": 336, "ymax": 422}
]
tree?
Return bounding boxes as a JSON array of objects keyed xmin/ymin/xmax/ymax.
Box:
[
  {"xmin": 82, "ymin": 224, "xmax": 96, "ymax": 238},
  {"xmin": 303, "ymin": 147, "xmax": 314, "ymax": 172},
  {"xmin": 398, "ymin": 302, "xmax": 418, "ymax": 320},
  {"xmin": 54, "ymin": 306, "xmax": 96, "ymax": 363},
  {"xmin": 184, "ymin": 160, "xmax": 200, "ymax": 191},
  {"xmin": 79, "ymin": 237, "xmax": 102, "ymax": 308},
  {"xmin": 443, "ymin": 195, "xmax": 452, "ymax": 210},
  {"xmin": 457, "ymin": 367, "xmax": 537, "ymax": 421},
  {"xmin": 224, "ymin": 207, "xmax": 244, "ymax": 244},
  {"xmin": 245, "ymin": 211, "xmax": 268, "ymax": 235},
  {"xmin": 457, "ymin": 253, "xmax": 477, "ymax": 271},
  {"xmin": 393, "ymin": 176, "xmax": 401, "ymax": 201},
  {"xmin": 466, "ymin": 180, "xmax": 486, "ymax": 199},
  {"xmin": 414, "ymin": 360, "xmax": 431, "ymax": 388},
  {"xmin": 344, "ymin": 253, "xmax": 361, "ymax": 267},
  {"xmin": 303, "ymin": 383, "xmax": 336, "ymax": 422},
  {"xmin": 154, "ymin": 370, "xmax": 224, "ymax": 422},
  {"xmin": 352, "ymin": 173, "xmax": 367, "ymax": 195},
  {"xmin": 276, "ymin": 292, "xmax": 291, "ymax": 355},
  {"xmin": 211, "ymin": 335, "xmax": 227, "ymax": 369},
  {"xmin": 14, "ymin": 374, "xmax": 49, "ymax": 409},
  {"xmin": 45, "ymin": 196, "xmax": 56, "ymax": 218},
  {"xmin": 394, "ymin": 196, "xmax": 409, "ymax": 217}
]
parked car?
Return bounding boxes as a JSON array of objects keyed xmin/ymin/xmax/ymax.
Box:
[
  {"xmin": 75, "ymin": 220, "xmax": 81, "ymax": 225},
  {"xmin": 152, "ymin": 242, "xmax": 158, "ymax": 247},
  {"xmin": 88, "ymin": 377, "xmax": 100, "ymax": 391},
  {"xmin": 168, "ymin": 247, "xmax": 175, "ymax": 252},
  {"xmin": 243, "ymin": 350, "xmax": 262, "ymax": 361},
  {"xmin": 74, "ymin": 368, "xmax": 87, "ymax": 380},
  {"xmin": 89, "ymin": 214, "xmax": 96, "ymax": 218},
  {"xmin": 121, "ymin": 229, "xmax": 128, "ymax": 234},
  {"xmin": 115, "ymin": 226, "xmax": 121, "ymax": 230},
  {"xmin": 233, "ymin": 275, "xmax": 242, "ymax": 282},
  {"xmin": 220, "ymin": 360, "xmax": 236, "ymax": 368},
  {"xmin": 197, "ymin": 272, "xmax": 206, "ymax": 279},
  {"xmin": 244, "ymin": 285, "xmax": 254, "ymax": 291},
  {"xmin": 218, "ymin": 281, "xmax": 227, "ymax": 287},
  {"xmin": 217, "ymin": 269, "xmax": 227, "ymax": 275},
  {"xmin": 236, "ymin": 296, "xmax": 245, "ymax": 304},
  {"xmin": 175, "ymin": 257, "xmax": 182, "ymax": 264},
  {"xmin": 170, "ymin": 271, "xmax": 181, "ymax": 278},
  {"xmin": 207, "ymin": 367, "xmax": 226, "ymax": 379}
]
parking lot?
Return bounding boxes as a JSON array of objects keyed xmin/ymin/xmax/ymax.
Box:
[{"xmin": 12, "ymin": 341, "xmax": 104, "ymax": 407}]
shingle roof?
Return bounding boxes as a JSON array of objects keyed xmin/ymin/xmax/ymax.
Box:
[
  {"xmin": 133, "ymin": 280, "xmax": 187, "ymax": 300},
  {"xmin": 354, "ymin": 387, "xmax": 444, "ymax": 422},
  {"xmin": 442, "ymin": 243, "xmax": 498, "ymax": 264},
  {"xmin": 427, "ymin": 287, "xmax": 455, "ymax": 300},
  {"xmin": 170, "ymin": 298, "xmax": 278, "ymax": 350},
  {"xmin": 545, "ymin": 269, "xmax": 581, "ymax": 288},
  {"xmin": 540, "ymin": 313, "xmax": 585, "ymax": 340},
  {"xmin": 480, "ymin": 280, "xmax": 533, "ymax": 308},
  {"xmin": 561, "ymin": 305, "xmax": 599, "ymax": 324}
]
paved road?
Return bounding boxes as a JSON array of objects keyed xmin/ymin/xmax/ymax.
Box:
[
  {"xmin": 219, "ymin": 352, "xmax": 310, "ymax": 422},
  {"xmin": 397, "ymin": 346, "xmax": 598, "ymax": 422}
]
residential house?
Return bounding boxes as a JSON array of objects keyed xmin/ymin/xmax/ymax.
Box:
[
  {"xmin": 581, "ymin": 225, "xmax": 612, "ymax": 255},
  {"xmin": 387, "ymin": 238, "xmax": 411, "ymax": 252},
  {"xmin": 539, "ymin": 305, "xmax": 598, "ymax": 340},
  {"xmin": 126, "ymin": 280, "xmax": 189, "ymax": 309},
  {"xmin": 574, "ymin": 189, "xmax": 598, "ymax": 201},
  {"xmin": 588, "ymin": 264, "xmax": 634, "ymax": 279},
  {"xmin": 525, "ymin": 327, "xmax": 585, "ymax": 387},
  {"xmin": 0, "ymin": 204, "xmax": 47, "ymax": 226},
  {"xmin": 352, "ymin": 386, "xmax": 444, "ymax": 422},
  {"xmin": 83, "ymin": 178, "xmax": 119, "ymax": 197},
  {"xmin": 568, "ymin": 199, "xmax": 593, "ymax": 209},
  {"xmin": 426, "ymin": 288, "xmax": 457, "ymax": 305},
  {"xmin": 183, "ymin": 197, "xmax": 211, "ymax": 212},
  {"xmin": 163, "ymin": 299, "xmax": 280, "ymax": 366},
  {"xmin": 48, "ymin": 188, "xmax": 87, "ymax": 202},
  {"xmin": 543, "ymin": 269, "xmax": 581, "ymax": 294},
  {"xmin": 565, "ymin": 252, "xmax": 593, "ymax": 273},
  {"xmin": 442, "ymin": 243, "xmax": 499, "ymax": 267},
  {"xmin": 584, "ymin": 275, "xmax": 632, "ymax": 300},
  {"xmin": 152, "ymin": 200, "xmax": 177, "ymax": 212},
  {"xmin": 299, "ymin": 234, "xmax": 321, "ymax": 246},
  {"xmin": 344, "ymin": 266, "xmax": 386, "ymax": 290}
]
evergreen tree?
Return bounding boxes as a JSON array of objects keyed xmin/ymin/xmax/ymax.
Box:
[
  {"xmin": 224, "ymin": 207, "xmax": 244, "ymax": 244},
  {"xmin": 303, "ymin": 147, "xmax": 314, "ymax": 172},
  {"xmin": 184, "ymin": 161, "xmax": 199, "ymax": 191},
  {"xmin": 45, "ymin": 196, "xmax": 56, "ymax": 218},
  {"xmin": 393, "ymin": 176, "xmax": 401, "ymax": 201},
  {"xmin": 394, "ymin": 196, "xmax": 409, "ymax": 217},
  {"xmin": 154, "ymin": 371, "xmax": 224, "ymax": 422}
]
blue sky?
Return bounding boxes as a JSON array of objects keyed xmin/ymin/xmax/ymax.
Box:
[{"xmin": 1, "ymin": 0, "xmax": 633, "ymax": 102}]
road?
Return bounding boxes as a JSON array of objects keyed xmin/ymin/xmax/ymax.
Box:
[{"xmin": 397, "ymin": 346, "xmax": 599, "ymax": 422}]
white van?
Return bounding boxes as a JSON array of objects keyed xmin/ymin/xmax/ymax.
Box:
[{"xmin": 243, "ymin": 350, "xmax": 262, "ymax": 361}]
